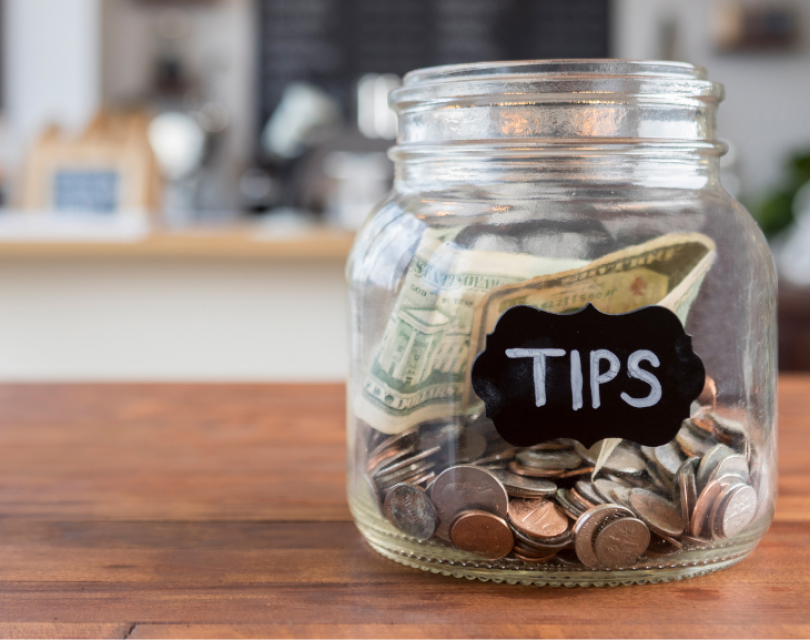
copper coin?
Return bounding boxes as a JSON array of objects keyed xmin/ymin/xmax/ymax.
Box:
[
  {"xmin": 593, "ymin": 517, "xmax": 650, "ymax": 568},
  {"xmin": 429, "ymin": 465, "xmax": 509, "ymax": 524},
  {"xmin": 677, "ymin": 425, "xmax": 714, "ymax": 458},
  {"xmin": 711, "ymin": 415, "xmax": 748, "ymax": 449},
  {"xmin": 450, "ymin": 510, "xmax": 514, "ymax": 559},
  {"xmin": 508, "ymin": 461, "xmax": 563, "ymax": 478},
  {"xmin": 383, "ymin": 483, "xmax": 437, "ymax": 541},
  {"xmin": 507, "ymin": 498, "xmax": 570, "ymax": 539},
  {"xmin": 555, "ymin": 488, "xmax": 584, "ymax": 520},
  {"xmin": 677, "ymin": 457, "xmax": 699, "ymax": 530},
  {"xmin": 568, "ymin": 486, "xmax": 596, "ymax": 510},
  {"xmin": 573, "ymin": 504, "xmax": 634, "ymax": 569},
  {"xmin": 698, "ymin": 376, "xmax": 717, "ymax": 410},
  {"xmin": 575, "ymin": 479, "xmax": 607, "ymax": 505},
  {"xmin": 629, "ymin": 488, "xmax": 685, "ymax": 537},
  {"xmin": 690, "ymin": 478, "xmax": 725, "ymax": 537}
]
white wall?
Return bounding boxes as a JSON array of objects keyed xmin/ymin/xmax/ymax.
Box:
[
  {"xmin": 2, "ymin": 0, "xmax": 100, "ymax": 151},
  {"xmin": 0, "ymin": 259, "xmax": 348, "ymax": 381},
  {"xmin": 614, "ymin": 0, "xmax": 810, "ymax": 197}
]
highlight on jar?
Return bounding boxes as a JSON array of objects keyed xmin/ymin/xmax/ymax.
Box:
[{"xmin": 346, "ymin": 60, "xmax": 776, "ymax": 586}]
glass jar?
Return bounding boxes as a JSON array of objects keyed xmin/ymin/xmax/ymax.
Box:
[{"xmin": 346, "ymin": 60, "xmax": 776, "ymax": 587}]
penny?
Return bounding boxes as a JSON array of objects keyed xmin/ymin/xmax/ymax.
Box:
[
  {"xmin": 690, "ymin": 478, "xmax": 725, "ymax": 538},
  {"xmin": 714, "ymin": 483, "xmax": 757, "ymax": 539},
  {"xmin": 568, "ymin": 486, "xmax": 596, "ymax": 511},
  {"xmin": 516, "ymin": 449, "xmax": 582, "ymax": 470},
  {"xmin": 698, "ymin": 376, "xmax": 717, "ymax": 410},
  {"xmin": 510, "ymin": 524, "xmax": 572, "ymax": 550},
  {"xmin": 384, "ymin": 483, "xmax": 438, "ymax": 540},
  {"xmin": 429, "ymin": 465, "xmax": 509, "ymax": 524},
  {"xmin": 450, "ymin": 510, "xmax": 514, "ymax": 559},
  {"xmin": 690, "ymin": 415, "xmax": 717, "ymax": 436},
  {"xmin": 514, "ymin": 550, "xmax": 557, "ymax": 563},
  {"xmin": 697, "ymin": 444, "xmax": 735, "ymax": 489},
  {"xmin": 593, "ymin": 517, "xmax": 650, "ymax": 568},
  {"xmin": 708, "ymin": 454, "xmax": 749, "ymax": 485},
  {"xmin": 487, "ymin": 468, "xmax": 557, "ymax": 498},
  {"xmin": 573, "ymin": 504, "xmax": 634, "ymax": 569},
  {"xmin": 629, "ymin": 488, "xmax": 685, "ymax": 537},
  {"xmin": 512, "ymin": 542, "xmax": 558, "ymax": 561},
  {"xmin": 677, "ymin": 457, "xmax": 699, "ymax": 530},
  {"xmin": 507, "ymin": 498, "xmax": 570, "ymax": 539}
]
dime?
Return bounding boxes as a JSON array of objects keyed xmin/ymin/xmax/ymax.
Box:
[
  {"xmin": 429, "ymin": 465, "xmax": 509, "ymax": 524},
  {"xmin": 652, "ymin": 441, "xmax": 686, "ymax": 477},
  {"xmin": 593, "ymin": 517, "xmax": 650, "ymax": 568},
  {"xmin": 450, "ymin": 510, "xmax": 514, "ymax": 559},
  {"xmin": 516, "ymin": 449, "xmax": 583, "ymax": 470},
  {"xmin": 384, "ymin": 483, "xmax": 438, "ymax": 540},
  {"xmin": 677, "ymin": 457, "xmax": 699, "ymax": 530},
  {"xmin": 487, "ymin": 468, "xmax": 557, "ymax": 498},
  {"xmin": 573, "ymin": 504, "xmax": 634, "ymax": 569},
  {"xmin": 593, "ymin": 478, "xmax": 631, "ymax": 503},
  {"xmin": 508, "ymin": 498, "xmax": 570, "ymax": 539},
  {"xmin": 690, "ymin": 478, "xmax": 725, "ymax": 538},
  {"xmin": 568, "ymin": 486, "xmax": 596, "ymax": 511},
  {"xmin": 697, "ymin": 444, "xmax": 735, "ymax": 489},
  {"xmin": 713, "ymin": 484, "xmax": 757, "ymax": 539},
  {"xmin": 629, "ymin": 488, "xmax": 685, "ymax": 537}
]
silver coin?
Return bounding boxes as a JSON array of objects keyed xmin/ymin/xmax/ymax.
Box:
[
  {"xmin": 575, "ymin": 479, "xmax": 607, "ymax": 505},
  {"xmin": 555, "ymin": 488, "xmax": 585, "ymax": 519},
  {"xmin": 712, "ymin": 415, "xmax": 748, "ymax": 449},
  {"xmin": 629, "ymin": 488, "xmax": 685, "ymax": 537},
  {"xmin": 573, "ymin": 504, "xmax": 634, "ymax": 569},
  {"xmin": 510, "ymin": 524, "xmax": 572, "ymax": 550},
  {"xmin": 677, "ymin": 424, "xmax": 714, "ymax": 458},
  {"xmin": 487, "ymin": 468, "xmax": 557, "ymax": 498},
  {"xmin": 708, "ymin": 454, "xmax": 749, "ymax": 485},
  {"xmin": 677, "ymin": 457, "xmax": 699, "ymax": 530},
  {"xmin": 574, "ymin": 441, "xmax": 601, "ymax": 465},
  {"xmin": 597, "ymin": 445, "xmax": 646, "ymax": 476},
  {"xmin": 375, "ymin": 445, "xmax": 441, "ymax": 478},
  {"xmin": 593, "ymin": 478, "xmax": 631, "ymax": 503},
  {"xmin": 653, "ymin": 441, "xmax": 686, "ymax": 477},
  {"xmin": 384, "ymin": 483, "xmax": 438, "ymax": 540},
  {"xmin": 376, "ymin": 460, "xmax": 435, "ymax": 491},
  {"xmin": 593, "ymin": 517, "xmax": 650, "ymax": 568},
  {"xmin": 516, "ymin": 449, "xmax": 582, "ymax": 471},
  {"xmin": 609, "ymin": 485, "xmax": 633, "ymax": 508},
  {"xmin": 429, "ymin": 465, "xmax": 509, "ymax": 525},
  {"xmin": 696, "ymin": 444, "xmax": 735, "ymax": 490},
  {"xmin": 714, "ymin": 483, "xmax": 757, "ymax": 539},
  {"xmin": 369, "ymin": 428, "xmax": 418, "ymax": 461}
]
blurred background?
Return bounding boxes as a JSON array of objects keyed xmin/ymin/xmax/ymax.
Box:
[{"xmin": 0, "ymin": 0, "xmax": 808, "ymax": 381}]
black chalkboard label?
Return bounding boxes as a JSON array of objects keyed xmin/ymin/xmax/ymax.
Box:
[{"xmin": 470, "ymin": 304, "xmax": 705, "ymax": 448}]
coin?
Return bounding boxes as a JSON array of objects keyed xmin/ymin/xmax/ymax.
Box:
[
  {"xmin": 652, "ymin": 441, "xmax": 686, "ymax": 477},
  {"xmin": 644, "ymin": 535, "xmax": 681, "ymax": 558},
  {"xmin": 714, "ymin": 483, "xmax": 757, "ymax": 539},
  {"xmin": 473, "ymin": 448, "xmax": 518, "ymax": 467},
  {"xmin": 573, "ymin": 504, "xmax": 634, "ymax": 568},
  {"xmin": 450, "ymin": 510, "xmax": 514, "ymax": 559},
  {"xmin": 708, "ymin": 454, "xmax": 749, "ymax": 485},
  {"xmin": 507, "ymin": 498, "xmax": 570, "ymax": 539},
  {"xmin": 593, "ymin": 478, "xmax": 631, "ymax": 503},
  {"xmin": 712, "ymin": 415, "xmax": 748, "ymax": 449},
  {"xmin": 568, "ymin": 485, "xmax": 596, "ymax": 510},
  {"xmin": 510, "ymin": 524, "xmax": 572, "ymax": 550},
  {"xmin": 690, "ymin": 478, "xmax": 725, "ymax": 538},
  {"xmin": 517, "ymin": 449, "xmax": 582, "ymax": 470},
  {"xmin": 429, "ymin": 465, "xmax": 509, "ymax": 525},
  {"xmin": 697, "ymin": 444, "xmax": 735, "ymax": 489},
  {"xmin": 487, "ymin": 468, "xmax": 557, "ymax": 498},
  {"xmin": 677, "ymin": 424, "xmax": 714, "ymax": 458},
  {"xmin": 629, "ymin": 488, "xmax": 685, "ymax": 537},
  {"xmin": 575, "ymin": 479, "xmax": 607, "ymax": 505},
  {"xmin": 677, "ymin": 457, "xmax": 699, "ymax": 530},
  {"xmin": 376, "ymin": 445, "xmax": 440, "ymax": 478},
  {"xmin": 597, "ymin": 445, "xmax": 647, "ymax": 476},
  {"xmin": 593, "ymin": 517, "xmax": 650, "ymax": 568},
  {"xmin": 555, "ymin": 488, "xmax": 585, "ymax": 520},
  {"xmin": 384, "ymin": 483, "xmax": 438, "ymax": 540},
  {"xmin": 698, "ymin": 376, "xmax": 717, "ymax": 410}
]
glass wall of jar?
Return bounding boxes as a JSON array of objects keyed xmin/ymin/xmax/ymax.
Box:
[{"xmin": 346, "ymin": 60, "xmax": 776, "ymax": 587}]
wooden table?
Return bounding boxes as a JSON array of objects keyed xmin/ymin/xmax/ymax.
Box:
[{"xmin": 0, "ymin": 380, "xmax": 808, "ymax": 639}]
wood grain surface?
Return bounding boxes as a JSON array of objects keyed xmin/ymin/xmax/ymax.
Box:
[{"xmin": 0, "ymin": 379, "xmax": 808, "ymax": 639}]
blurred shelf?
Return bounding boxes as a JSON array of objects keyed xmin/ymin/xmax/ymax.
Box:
[{"xmin": 0, "ymin": 226, "xmax": 356, "ymax": 261}]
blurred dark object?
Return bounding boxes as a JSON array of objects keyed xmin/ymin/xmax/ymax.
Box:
[
  {"xmin": 257, "ymin": 0, "xmax": 610, "ymax": 129},
  {"xmin": 714, "ymin": 0, "xmax": 800, "ymax": 52},
  {"xmin": 751, "ymin": 151, "xmax": 810, "ymax": 237},
  {"xmin": 779, "ymin": 281, "xmax": 810, "ymax": 371}
]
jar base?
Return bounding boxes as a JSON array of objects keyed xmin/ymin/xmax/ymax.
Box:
[{"xmin": 351, "ymin": 494, "xmax": 767, "ymax": 588}]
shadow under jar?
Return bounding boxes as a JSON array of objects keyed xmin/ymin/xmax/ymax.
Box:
[{"xmin": 346, "ymin": 60, "xmax": 777, "ymax": 587}]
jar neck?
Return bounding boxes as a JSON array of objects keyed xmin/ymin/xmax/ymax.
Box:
[{"xmin": 393, "ymin": 145, "xmax": 724, "ymax": 194}]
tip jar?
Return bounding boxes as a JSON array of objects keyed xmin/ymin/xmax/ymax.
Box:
[{"xmin": 345, "ymin": 60, "xmax": 777, "ymax": 587}]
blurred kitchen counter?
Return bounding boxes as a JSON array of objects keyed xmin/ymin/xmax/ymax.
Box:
[{"xmin": 0, "ymin": 225, "xmax": 355, "ymax": 261}]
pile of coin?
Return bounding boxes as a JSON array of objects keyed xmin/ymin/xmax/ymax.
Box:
[{"xmin": 364, "ymin": 378, "xmax": 760, "ymax": 568}]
